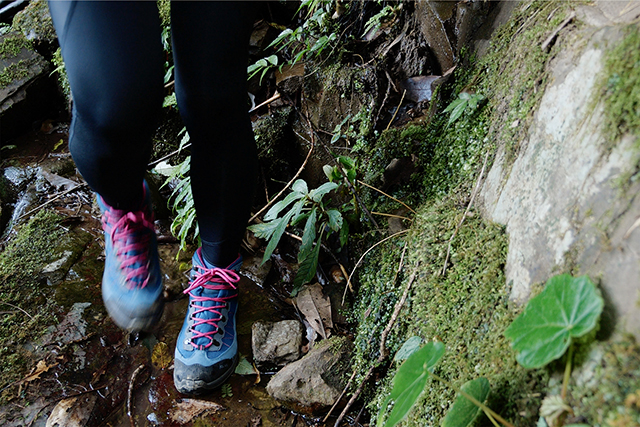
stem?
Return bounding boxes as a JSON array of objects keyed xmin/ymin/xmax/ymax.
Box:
[
  {"xmin": 430, "ymin": 373, "xmax": 515, "ymax": 427},
  {"xmin": 561, "ymin": 343, "xmax": 573, "ymax": 401},
  {"xmin": 485, "ymin": 410, "xmax": 501, "ymax": 427}
]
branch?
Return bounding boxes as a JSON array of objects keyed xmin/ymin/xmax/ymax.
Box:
[
  {"xmin": 342, "ymin": 229, "xmax": 409, "ymax": 305},
  {"xmin": 334, "ymin": 271, "xmax": 417, "ymax": 427}
]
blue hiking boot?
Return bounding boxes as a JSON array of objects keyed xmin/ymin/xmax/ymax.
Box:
[
  {"xmin": 98, "ymin": 181, "xmax": 164, "ymax": 332},
  {"xmin": 173, "ymin": 249, "xmax": 241, "ymax": 394}
]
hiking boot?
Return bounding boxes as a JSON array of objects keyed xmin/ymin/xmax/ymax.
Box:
[
  {"xmin": 173, "ymin": 249, "xmax": 241, "ymax": 394},
  {"xmin": 98, "ymin": 181, "xmax": 164, "ymax": 332}
]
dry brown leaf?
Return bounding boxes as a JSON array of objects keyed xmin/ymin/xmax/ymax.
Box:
[
  {"xmin": 24, "ymin": 360, "xmax": 56, "ymax": 383},
  {"xmin": 168, "ymin": 398, "xmax": 225, "ymax": 424},
  {"xmin": 152, "ymin": 341, "xmax": 172, "ymax": 370},
  {"xmin": 295, "ymin": 283, "xmax": 333, "ymax": 339}
]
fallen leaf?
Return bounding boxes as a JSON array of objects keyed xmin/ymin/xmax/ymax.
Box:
[
  {"xmin": 152, "ymin": 342, "xmax": 172, "ymax": 370},
  {"xmin": 168, "ymin": 398, "xmax": 225, "ymax": 424},
  {"xmin": 24, "ymin": 360, "xmax": 56, "ymax": 383},
  {"xmin": 46, "ymin": 394, "xmax": 97, "ymax": 427},
  {"xmin": 540, "ymin": 395, "xmax": 572, "ymax": 427},
  {"xmin": 295, "ymin": 283, "xmax": 332, "ymax": 339}
]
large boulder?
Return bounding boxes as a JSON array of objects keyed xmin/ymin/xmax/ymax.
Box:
[
  {"xmin": 266, "ymin": 336, "xmax": 352, "ymax": 409},
  {"xmin": 11, "ymin": 0, "xmax": 57, "ymax": 54}
]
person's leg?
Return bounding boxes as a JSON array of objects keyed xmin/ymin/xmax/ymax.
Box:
[
  {"xmin": 49, "ymin": 1, "xmax": 165, "ymax": 331},
  {"xmin": 171, "ymin": 1, "xmax": 258, "ymax": 268},
  {"xmin": 48, "ymin": 0, "xmax": 164, "ymax": 210},
  {"xmin": 170, "ymin": 1, "xmax": 258, "ymax": 393}
]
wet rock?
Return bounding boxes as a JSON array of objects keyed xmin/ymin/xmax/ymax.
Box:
[
  {"xmin": 241, "ymin": 253, "xmax": 272, "ymax": 287},
  {"xmin": 0, "ymin": 31, "xmax": 55, "ymax": 140},
  {"xmin": 46, "ymin": 394, "xmax": 97, "ymax": 427},
  {"xmin": 266, "ymin": 336, "xmax": 353, "ymax": 408},
  {"xmin": 39, "ymin": 302, "xmax": 91, "ymax": 351},
  {"xmin": 292, "ymin": 63, "xmax": 377, "ymax": 188},
  {"xmin": 11, "ymin": 0, "xmax": 57, "ymax": 54},
  {"xmin": 252, "ymin": 320, "xmax": 304, "ymax": 365},
  {"xmin": 400, "ymin": 75, "xmax": 439, "ymax": 103}
]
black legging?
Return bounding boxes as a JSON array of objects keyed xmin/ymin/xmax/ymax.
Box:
[{"xmin": 48, "ymin": 1, "xmax": 258, "ymax": 267}]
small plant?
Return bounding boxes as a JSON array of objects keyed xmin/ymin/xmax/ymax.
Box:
[
  {"xmin": 505, "ymin": 274, "xmax": 603, "ymax": 427},
  {"xmin": 443, "ymin": 92, "xmax": 486, "ymax": 125},
  {"xmin": 248, "ymin": 174, "xmax": 352, "ymax": 295},
  {"xmin": 247, "ymin": 54, "xmax": 279, "ymax": 84},
  {"xmin": 221, "ymin": 383, "xmax": 233, "ymax": 398},
  {"xmin": 378, "ymin": 274, "xmax": 603, "ymax": 427},
  {"xmin": 378, "ymin": 340, "xmax": 511, "ymax": 427},
  {"xmin": 362, "ymin": 4, "xmax": 399, "ymax": 38}
]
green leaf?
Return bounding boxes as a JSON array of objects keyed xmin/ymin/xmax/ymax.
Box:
[
  {"xmin": 330, "ymin": 132, "xmax": 341, "ymax": 144},
  {"xmin": 298, "ymin": 208, "xmax": 317, "ymax": 263},
  {"xmin": 327, "ymin": 209, "xmax": 343, "ymax": 232},
  {"xmin": 443, "ymin": 98, "xmax": 464, "ymax": 113},
  {"xmin": 459, "ymin": 91, "xmax": 471, "ymax": 100},
  {"xmin": 339, "ymin": 220, "xmax": 349, "ymax": 247},
  {"xmin": 448, "ymin": 100, "xmax": 468, "ymax": 125},
  {"xmin": 234, "ymin": 356, "xmax": 258, "ymax": 375},
  {"xmin": 442, "ymin": 378, "xmax": 491, "ymax": 427},
  {"xmin": 379, "ymin": 342, "xmax": 445, "ymax": 427},
  {"xmin": 309, "ymin": 182, "xmax": 338, "ymax": 202},
  {"xmin": 393, "ymin": 336, "xmax": 423, "ymax": 362},
  {"xmin": 504, "ymin": 274, "xmax": 603, "ymax": 369},
  {"xmin": 261, "ymin": 210, "xmax": 295, "ymax": 264},
  {"xmin": 338, "ymin": 156, "xmax": 355, "ymax": 170},
  {"xmin": 290, "ymin": 198, "xmax": 306, "ymax": 225},
  {"xmin": 293, "ymin": 233, "xmax": 322, "ymax": 293},
  {"xmin": 248, "ymin": 220, "xmax": 280, "ymax": 240},
  {"xmin": 292, "ymin": 179, "xmax": 309, "ymax": 195},
  {"xmin": 323, "ymin": 164, "xmax": 335, "ymax": 181},
  {"xmin": 264, "ymin": 191, "xmax": 305, "ymax": 221}
]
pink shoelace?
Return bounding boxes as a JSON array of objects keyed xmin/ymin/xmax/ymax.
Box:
[
  {"xmin": 184, "ymin": 265, "xmax": 240, "ymax": 350},
  {"xmin": 102, "ymin": 209, "xmax": 155, "ymax": 289}
]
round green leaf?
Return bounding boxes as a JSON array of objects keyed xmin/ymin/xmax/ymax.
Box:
[
  {"xmin": 393, "ymin": 336, "xmax": 423, "ymax": 362},
  {"xmin": 442, "ymin": 377, "xmax": 490, "ymax": 427},
  {"xmin": 380, "ymin": 341, "xmax": 445, "ymax": 427},
  {"xmin": 504, "ymin": 275, "xmax": 603, "ymax": 368}
]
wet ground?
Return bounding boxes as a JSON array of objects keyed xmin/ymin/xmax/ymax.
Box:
[{"xmin": 0, "ymin": 126, "xmax": 356, "ymax": 427}]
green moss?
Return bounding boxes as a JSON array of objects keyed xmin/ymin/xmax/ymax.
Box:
[
  {"xmin": 600, "ymin": 25, "xmax": 640, "ymax": 141},
  {"xmin": 0, "ymin": 35, "xmax": 31, "ymax": 59},
  {"xmin": 51, "ymin": 47, "xmax": 70, "ymax": 102},
  {"xmin": 0, "ymin": 210, "xmax": 65, "ymax": 400},
  {"xmin": 157, "ymin": 0, "xmax": 171, "ymax": 28},
  {"xmin": 0, "ymin": 60, "xmax": 31, "ymax": 89},
  {"xmin": 11, "ymin": 0, "xmax": 56, "ymax": 42},
  {"xmin": 351, "ymin": 197, "xmax": 547, "ymax": 426},
  {"xmin": 568, "ymin": 338, "xmax": 640, "ymax": 426}
]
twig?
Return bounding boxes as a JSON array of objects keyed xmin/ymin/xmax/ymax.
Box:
[
  {"xmin": 334, "ymin": 271, "xmax": 417, "ymax": 427},
  {"xmin": 323, "ymin": 369, "xmax": 357, "ymax": 423},
  {"xmin": 392, "ymin": 242, "xmax": 408, "ymax": 285},
  {"xmin": 248, "ymin": 133, "xmax": 314, "ymax": 224},
  {"xmin": 127, "ymin": 364, "xmax": 145, "ymax": 427},
  {"xmin": 358, "ymin": 180, "xmax": 416, "ymax": 214},
  {"xmin": 0, "ymin": 301, "xmax": 33, "ymax": 320},
  {"xmin": 19, "ymin": 183, "xmax": 88, "ymax": 220},
  {"xmin": 147, "ymin": 143, "xmax": 192, "ymax": 168},
  {"xmin": 248, "ymin": 91, "xmax": 281, "ymax": 113},
  {"xmin": 441, "ymin": 151, "xmax": 490, "ymax": 276},
  {"xmin": 541, "ymin": 11, "xmax": 575, "ymax": 52},
  {"xmin": 342, "ymin": 229, "xmax": 409, "ymax": 305},
  {"xmin": 385, "ymin": 89, "xmax": 406, "ymax": 131},
  {"xmin": 371, "ymin": 212, "xmax": 412, "ymax": 221}
]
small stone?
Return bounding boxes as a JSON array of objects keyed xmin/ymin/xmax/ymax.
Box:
[
  {"xmin": 252, "ymin": 320, "xmax": 304, "ymax": 365},
  {"xmin": 266, "ymin": 336, "xmax": 353, "ymax": 409}
]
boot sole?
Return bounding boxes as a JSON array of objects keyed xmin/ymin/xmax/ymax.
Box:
[{"xmin": 173, "ymin": 353, "xmax": 239, "ymax": 395}]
